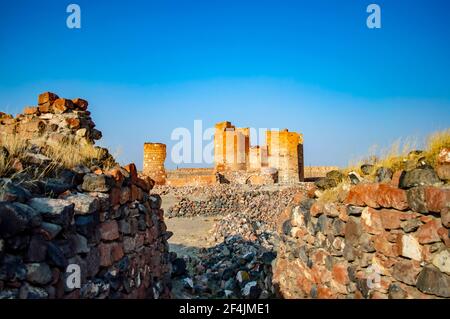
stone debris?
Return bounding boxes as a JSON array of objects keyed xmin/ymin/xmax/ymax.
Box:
[{"xmin": 170, "ymin": 235, "xmax": 277, "ymax": 299}]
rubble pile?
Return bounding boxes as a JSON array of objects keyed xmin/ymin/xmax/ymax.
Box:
[
  {"xmin": 170, "ymin": 235, "xmax": 277, "ymax": 299},
  {"xmin": 163, "ymin": 185, "xmax": 312, "ymax": 299},
  {"xmin": 157, "ymin": 185, "xmax": 309, "ymax": 224}
]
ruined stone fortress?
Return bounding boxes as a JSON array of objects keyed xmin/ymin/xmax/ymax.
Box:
[{"xmin": 143, "ymin": 121, "xmax": 309, "ymax": 186}]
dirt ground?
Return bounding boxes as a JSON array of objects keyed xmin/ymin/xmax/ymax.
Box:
[
  {"xmin": 162, "ymin": 191, "xmax": 218, "ymax": 256},
  {"xmin": 165, "ymin": 216, "xmax": 217, "ymax": 254}
]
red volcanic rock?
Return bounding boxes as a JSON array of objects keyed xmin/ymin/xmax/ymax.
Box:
[
  {"xmin": 106, "ymin": 167, "xmax": 125, "ymax": 187},
  {"xmin": 72, "ymin": 98, "xmax": 89, "ymax": 111},
  {"xmin": 379, "ymin": 209, "xmax": 402, "ymax": 230},
  {"xmin": 124, "ymin": 163, "xmax": 138, "ymax": 184},
  {"xmin": 38, "ymin": 102, "xmax": 53, "ymax": 113},
  {"xmin": 23, "ymin": 106, "xmax": 40, "ymax": 115},
  {"xmin": 345, "ymin": 183, "xmax": 408, "ymax": 210},
  {"xmin": 99, "ymin": 220, "xmax": 119, "ymax": 241},
  {"xmin": 376, "ymin": 184, "xmax": 409, "ymax": 210},
  {"xmin": 424, "ymin": 186, "xmax": 450, "ymax": 213},
  {"xmin": 111, "ymin": 242, "xmax": 124, "ymax": 262},
  {"xmin": 345, "ymin": 183, "xmax": 379, "ymax": 208},
  {"xmin": 110, "ymin": 187, "xmax": 121, "ymax": 206},
  {"xmin": 135, "ymin": 176, "xmax": 153, "ymax": 192},
  {"xmin": 38, "ymin": 92, "xmax": 59, "ymax": 105},
  {"xmin": 53, "ymin": 98, "xmax": 74, "ymax": 113},
  {"xmin": 437, "ymin": 227, "xmax": 450, "ymax": 247},
  {"xmin": 332, "ymin": 264, "xmax": 349, "ymax": 285},
  {"xmin": 415, "ymin": 219, "xmax": 442, "ymax": 244},
  {"xmin": 130, "ymin": 184, "xmax": 143, "ymax": 201},
  {"xmin": 65, "ymin": 117, "xmax": 80, "ymax": 129},
  {"xmin": 374, "ymin": 233, "xmax": 396, "ymax": 257},
  {"xmin": 310, "ymin": 201, "xmax": 324, "ymax": 217}
]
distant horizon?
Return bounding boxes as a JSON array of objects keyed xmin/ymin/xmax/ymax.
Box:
[{"xmin": 1, "ymin": 0, "xmax": 450, "ymax": 170}]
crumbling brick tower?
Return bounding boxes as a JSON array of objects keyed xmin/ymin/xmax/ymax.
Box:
[
  {"xmin": 143, "ymin": 142, "xmax": 167, "ymax": 185},
  {"xmin": 214, "ymin": 121, "xmax": 250, "ymax": 172},
  {"xmin": 266, "ymin": 129, "xmax": 304, "ymax": 183}
]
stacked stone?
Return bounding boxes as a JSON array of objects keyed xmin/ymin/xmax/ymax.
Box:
[
  {"xmin": 273, "ymin": 154, "xmax": 450, "ymax": 299},
  {"xmin": 0, "ymin": 92, "xmax": 102, "ymax": 145},
  {"xmin": 0, "ymin": 162, "xmax": 171, "ymax": 299},
  {"xmin": 159, "ymin": 184, "xmax": 308, "ymax": 229}
]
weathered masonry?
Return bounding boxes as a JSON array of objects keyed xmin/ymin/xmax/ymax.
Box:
[{"xmin": 143, "ymin": 121, "xmax": 309, "ymax": 186}]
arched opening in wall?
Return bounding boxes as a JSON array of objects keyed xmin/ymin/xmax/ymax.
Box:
[{"xmin": 245, "ymin": 175, "xmax": 264, "ymax": 185}]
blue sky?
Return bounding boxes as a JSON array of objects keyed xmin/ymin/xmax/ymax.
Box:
[{"xmin": 1, "ymin": 0, "xmax": 449, "ymax": 169}]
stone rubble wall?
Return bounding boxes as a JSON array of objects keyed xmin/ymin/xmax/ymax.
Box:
[
  {"xmin": 304, "ymin": 166, "xmax": 340, "ymax": 179},
  {"xmin": 0, "ymin": 92, "xmax": 171, "ymax": 299},
  {"xmin": 156, "ymin": 184, "xmax": 310, "ymax": 232},
  {"xmin": 166, "ymin": 168, "xmax": 217, "ymax": 187},
  {"xmin": 273, "ymin": 165, "xmax": 450, "ymax": 299}
]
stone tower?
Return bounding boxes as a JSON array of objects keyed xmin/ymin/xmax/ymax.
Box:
[
  {"xmin": 214, "ymin": 121, "xmax": 250, "ymax": 172},
  {"xmin": 143, "ymin": 143, "xmax": 167, "ymax": 185},
  {"xmin": 266, "ymin": 129, "xmax": 304, "ymax": 183}
]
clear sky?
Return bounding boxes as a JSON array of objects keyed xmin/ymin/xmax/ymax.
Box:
[{"xmin": 1, "ymin": 0, "xmax": 449, "ymax": 169}]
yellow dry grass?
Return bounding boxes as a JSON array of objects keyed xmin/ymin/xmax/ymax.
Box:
[
  {"xmin": 424, "ymin": 128, "xmax": 450, "ymax": 167},
  {"xmin": 0, "ymin": 133, "xmax": 115, "ymax": 178},
  {"xmin": 347, "ymin": 128, "xmax": 450, "ymax": 177},
  {"xmin": 317, "ymin": 181, "xmax": 350, "ymax": 204}
]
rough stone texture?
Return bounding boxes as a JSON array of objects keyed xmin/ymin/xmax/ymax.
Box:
[
  {"xmin": 0, "ymin": 92, "xmax": 171, "ymax": 299},
  {"xmin": 273, "ymin": 177, "xmax": 450, "ymax": 299},
  {"xmin": 1, "ymin": 92, "xmax": 102, "ymax": 147},
  {"xmin": 399, "ymin": 168, "xmax": 442, "ymax": 189},
  {"xmin": 416, "ymin": 266, "xmax": 450, "ymax": 298}
]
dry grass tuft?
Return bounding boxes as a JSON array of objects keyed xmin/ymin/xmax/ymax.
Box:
[
  {"xmin": 347, "ymin": 128, "xmax": 450, "ymax": 177},
  {"xmin": 317, "ymin": 182, "xmax": 350, "ymax": 204},
  {"xmin": 0, "ymin": 133, "xmax": 115, "ymax": 178},
  {"xmin": 424, "ymin": 128, "xmax": 450, "ymax": 167}
]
